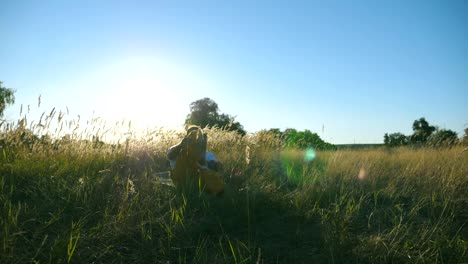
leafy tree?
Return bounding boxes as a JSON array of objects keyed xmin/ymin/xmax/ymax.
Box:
[
  {"xmin": 0, "ymin": 81, "xmax": 15, "ymax": 117},
  {"xmin": 185, "ymin": 98, "xmax": 219, "ymax": 128},
  {"xmin": 409, "ymin": 117, "xmax": 436, "ymax": 144},
  {"xmin": 216, "ymin": 113, "xmax": 246, "ymax": 136},
  {"xmin": 267, "ymin": 128, "xmax": 283, "ymax": 136},
  {"xmin": 185, "ymin": 97, "xmax": 246, "ymax": 135},
  {"xmin": 463, "ymin": 128, "xmax": 468, "ymax": 146},
  {"xmin": 283, "ymin": 128, "xmax": 297, "ymax": 141},
  {"xmin": 384, "ymin": 132, "xmax": 408, "ymax": 147},
  {"xmin": 264, "ymin": 128, "xmax": 285, "ymax": 141},
  {"xmin": 255, "ymin": 128, "xmax": 335, "ymax": 150},
  {"xmin": 284, "ymin": 128, "xmax": 335, "ymax": 150},
  {"xmin": 428, "ymin": 129, "xmax": 459, "ymax": 147}
]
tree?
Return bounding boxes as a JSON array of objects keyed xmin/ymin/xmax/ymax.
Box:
[
  {"xmin": 428, "ymin": 129, "xmax": 459, "ymax": 147},
  {"xmin": 384, "ymin": 132, "xmax": 408, "ymax": 147},
  {"xmin": 409, "ymin": 117, "xmax": 435, "ymax": 144},
  {"xmin": 216, "ymin": 113, "xmax": 246, "ymax": 136},
  {"xmin": 463, "ymin": 128, "xmax": 468, "ymax": 146},
  {"xmin": 0, "ymin": 81, "xmax": 15, "ymax": 118},
  {"xmin": 185, "ymin": 98, "xmax": 246, "ymax": 135},
  {"xmin": 283, "ymin": 128, "xmax": 335, "ymax": 150},
  {"xmin": 185, "ymin": 98, "xmax": 219, "ymax": 128},
  {"xmin": 267, "ymin": 128, "xmax": 282, "ymax": 136}
]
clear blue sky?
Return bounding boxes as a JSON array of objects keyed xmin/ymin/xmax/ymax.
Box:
[{"xmin": 1, "ymin": 0, "xmax": 467, "ymax": 144}]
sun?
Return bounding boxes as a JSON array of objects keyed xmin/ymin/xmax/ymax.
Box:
[{"xmin": 88, "ymin": 55, "xmax": 211, "ymax": 131}]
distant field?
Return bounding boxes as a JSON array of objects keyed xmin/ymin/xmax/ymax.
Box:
[
  {"xmin": 1, "ymin": 123, "xmax": 467, "ymax": 263},
  {"xmin": 335, "ymin": 144, "xmax": 385, "ymax": 149}
]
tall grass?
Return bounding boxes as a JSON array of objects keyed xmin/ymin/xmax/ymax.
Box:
[{"xmin": 0, "ymin": 112, "xmax": 467, "ymax": 263}]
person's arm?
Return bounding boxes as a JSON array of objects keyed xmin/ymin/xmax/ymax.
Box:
[
  {"xmin": 167, "ymin": 138, "xmax": 189, "ymax": 161},
  {"xmin": 167, "ymin": 144, "xmax": 181, "ymax": 161}
]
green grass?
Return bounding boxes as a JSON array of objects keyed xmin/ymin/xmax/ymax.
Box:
[{"xmin": 1, "ymin": 119, "xmax": 467, "ymax": 263}]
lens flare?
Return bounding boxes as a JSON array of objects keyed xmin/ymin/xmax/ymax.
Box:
[
  {"xmin": 358, "ymin": 168, "xmax": 367, "ymax": 180},
  {"xmin": 304, "ymin": 148, "xmax": 317, "ymax": 163}
]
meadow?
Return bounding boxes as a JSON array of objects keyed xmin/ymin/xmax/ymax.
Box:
[{"xmin": 0, "ymin": 115, "xmax": 467, "ymax": 263}]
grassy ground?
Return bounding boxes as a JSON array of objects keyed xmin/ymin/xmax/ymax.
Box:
[{"xmin": 1, "ymin": 123, "xmax": 467, "ymax": 263}]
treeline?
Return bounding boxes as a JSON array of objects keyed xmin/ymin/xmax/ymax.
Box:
[
  {"xmin": 384, "ymin": 117, "xmax": 467, "ymax": 147},
  {"xmin": 185, "ymin": 98, "xmax": 335, "ymax": 150},
  {"xmin": 3, "ymin": 82, "xmax": 466, "ymax": 149},
  {"xmin": 261, "ymin": 128, "xmax": 336, "ymax": 150}
]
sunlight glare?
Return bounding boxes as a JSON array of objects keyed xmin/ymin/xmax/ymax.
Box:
[
  {"xmin": 304, "ymin": 147, "xmax": 317, "ymax": 162},
  {"xmin": 89, "ymin": 55, "xmax": 211, "ymax": 131}
]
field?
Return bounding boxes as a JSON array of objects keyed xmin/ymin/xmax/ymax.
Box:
[{"xmin": 1, "ymin": 120, "xmax": 467, "ymax": 263}]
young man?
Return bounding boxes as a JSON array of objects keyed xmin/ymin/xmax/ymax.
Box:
[
  {"xmin": 167, "ymin": 126, "xmax": 224, "ymax": 194},
  {"xmin": 167, "ymin": 126, "xmax": 222, "ymax": 172}
]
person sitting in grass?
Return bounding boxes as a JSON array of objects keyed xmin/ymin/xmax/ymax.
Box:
[
  {"xmin": 167, "ymin": 126, "xmax": 224, "ymax": 194},
  {"xmin": 167, "ymin": 126, "xmax": 223, "ymax": 171}
]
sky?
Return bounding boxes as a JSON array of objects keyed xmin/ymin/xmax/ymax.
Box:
[{"xmin": 1, "ymin": 0, "xmax": 467, "ymax": 144}]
